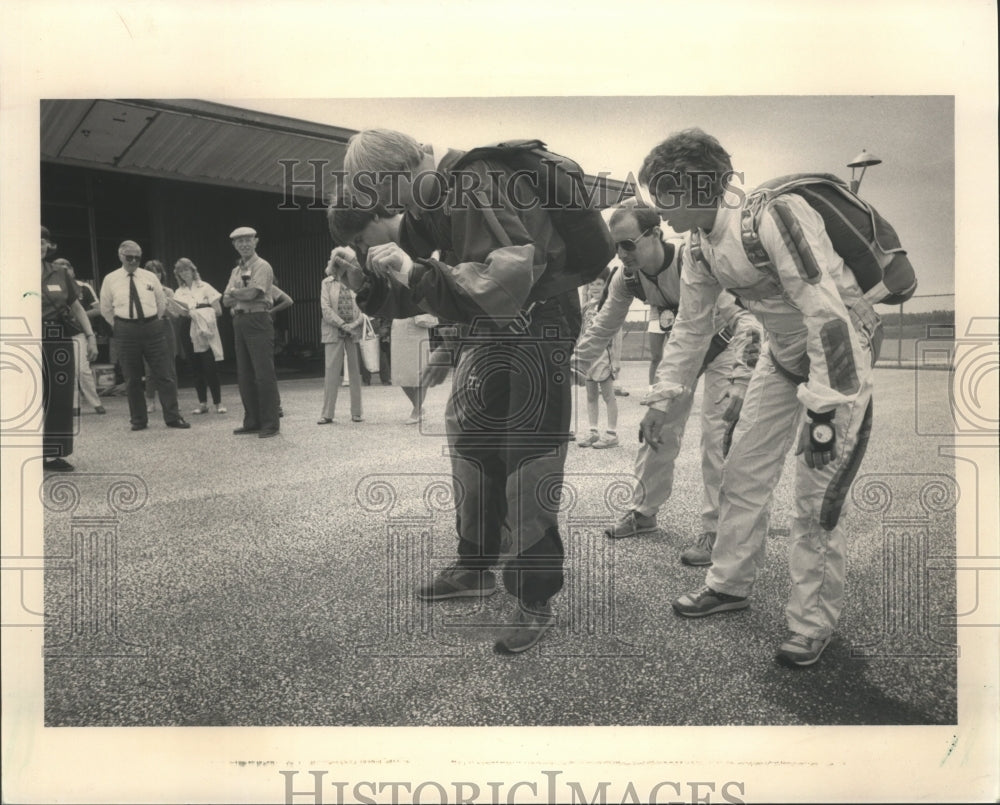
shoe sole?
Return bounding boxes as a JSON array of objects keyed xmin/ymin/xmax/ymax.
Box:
[
  {"xmin": 777, "ymin": 638, "xmax": 831, "ymax": 667},
  {"xmin": 680, "ymin": 555, "xmax": 712, "ymax": 567},
  {"xmin": 672, "ymin": 599, "xmax": 749, "ymax": 618},
  {"xmin": 605, "ymin": 525, "xmax": 658, "ymax": 539},
  {"xmin": 494, "ymin": 621, "xmax": 554, "ymax": 654},
  {"xmin": 416, "ymin": 584, "xmax": 496, "ymax": 602}
]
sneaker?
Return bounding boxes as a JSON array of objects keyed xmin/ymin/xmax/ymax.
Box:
[
  {"xmin": 605, "ymin": 510, "xmax": 658, "ymax": 539},
  {"xmin": 494, "ymin": 601, "xmax": 555, "ymax": 654},
  {"xmin": 680, "ymin": 531, "xmax": 716, "ymax": 566},
  {"xmin": 215, "ymin": 404, "xmax": 227, "ymax": 414},
  {"xmin": 416, "ymin": 566, "xmax": 497, "ymax": 601},
  {"xmin": 94, "ymin": 405, "xmax": 106, "ymax": 414},
  {"xmin": 776, "ymin": 632, "xmax": 832, "ymax": 667},
  {"xmin": 43, "ymin": 457, "xmax": 74, "ymax": 472},
  {"xmin": 672, "ymin": 586, "xmax": 749, "ymax": 617},
  {"xmin": 592, "ymin": 432, "xmax": 619, "ymax": 449},
  {"xmin": 577, "ymin": 430, "xmax": 599, "ymax": 447},
  {"xmin": 192, "ymin": 403, "xmax": 209, "ymax": 415},
  {"xmin": 146, "ymin": 401, "xmax": 156, "ymax": 413}
]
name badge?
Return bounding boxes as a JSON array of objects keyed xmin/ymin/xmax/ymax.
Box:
[{"xmin": 46, "ymin": 284, "xmax": 62, "ymax": 292}]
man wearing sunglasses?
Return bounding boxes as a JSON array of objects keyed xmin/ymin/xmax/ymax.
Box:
[
  {"xmin": 573, "ymin": 205, "xmax": 759, "ymax": 565},
  {"xmin": 99, "ymin": 241, "xmax": 189, "ymax": 431}
]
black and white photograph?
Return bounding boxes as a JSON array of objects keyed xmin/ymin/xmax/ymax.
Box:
[{"xmin": 2, "ymin": 2, "xmax": 997, "ymax": 804}]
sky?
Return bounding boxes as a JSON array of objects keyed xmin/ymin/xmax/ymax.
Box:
[{"xmin": 233, "ymin": 96, "xmax": 956, "ymax": 313}]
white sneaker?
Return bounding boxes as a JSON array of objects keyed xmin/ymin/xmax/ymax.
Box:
[
  {"xmin": 576, "ymin": 430, "xmax": 599, "ymax": 447},
  {"xmin": 192, "ymin": 403, "xmax": 209, "ymax": 415},
  {"xmin": 215, "ymin": 404, "xmax": 227, "ymax": 414},
  {"xmin": 592, "ymin": 432, "xmax": 619, "ymax": 449}
]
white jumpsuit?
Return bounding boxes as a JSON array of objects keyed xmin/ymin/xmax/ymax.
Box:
[
  {"xmin": 645, "ymin": 197, "xmax": 881, "ymax": 639},
  {"xmin": 574, "ymin": 241, "xmax": 759, "ymax": 532}
]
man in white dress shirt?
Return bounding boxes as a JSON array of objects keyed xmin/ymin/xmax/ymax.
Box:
[{"xmin": 99, "ymin": 240, "xmax": 189, "ymax": 431}]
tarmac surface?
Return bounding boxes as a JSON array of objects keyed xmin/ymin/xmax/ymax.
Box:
[{"xmin": 40, "ymin": 363, "xmax": 957, "ymax": 726}]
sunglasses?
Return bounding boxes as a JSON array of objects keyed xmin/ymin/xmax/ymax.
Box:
[{"xmin": 614, "ymin": 226, "xmax": 655, "ymax": 252}]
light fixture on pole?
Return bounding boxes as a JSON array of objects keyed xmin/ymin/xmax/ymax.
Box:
[{"xmin": 847, "ymin": 149, "xmax": 882, "ymax": 193}]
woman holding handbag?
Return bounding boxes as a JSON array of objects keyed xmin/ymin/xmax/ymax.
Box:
[{"xmin": 318, "ymin": 262, "xmax": 364, "ymax": 424}]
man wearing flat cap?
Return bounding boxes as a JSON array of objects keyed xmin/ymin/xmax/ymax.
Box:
[{"xmin": 222, "ymin": 226, "xmax": 280, "ymax": 438}]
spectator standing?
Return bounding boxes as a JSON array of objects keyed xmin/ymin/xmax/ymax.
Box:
[
  {"xmin": 40, "ymin": 227, "xmax": 98, "ymax": 470},
  {"xmin": 98, "ymin": 240, "xmax": 189, "ymax": 431},
  {"xmin": 318, "ymin": 263, "xmax": 364, "ymax": 424},
  {"xmin": 222, "ymin": 226, "xmax": 280, "ymax": 438},
  {"xmin": 576, "ymin": 274, "xmax": 620, "ymax": 449},
  {"xmin": 173, "ymin": 257, "xmax": 226, "ymax": 414}
]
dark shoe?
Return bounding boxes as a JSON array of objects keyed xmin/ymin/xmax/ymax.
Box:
[
  {"xmin": 680, "ymin": 531, "xmax": 716, "ymax": 566},
  {"xmin": 131, "ymin": 423, "xmax": 148, "ymax": 431},
  {"xmin": 317, "ymin": 417, "xmax": 334, "ymax": 425},
  {"xmin": 417, "ymin": 566, "xmax": 496, "ymax": 601},
  {"xmin": 673, "ymin": 586, "xmax": 749, "ymax": 618},
  {"xmin": 258, "ymin": 429, "xmax": 279, "ymax": 439},
  {"xmin": 494, "ymin": 601, "xmax": 555, "ymax": 654},
  {"xmin": 166, "ymin": 419, "xmax": 191, "ymax": 429},
  {"xmin": 94, "ymin": 405, "xmax": 106, "ymax": 414},
  {"xmin": 776, "ymin": 632, "xmax": 832, "ymax": 667},
  {"xmin": 43, "ymin": 457, "xmax": 74, "ymax": 472},
  {"xmin": 233, "ymin": 426, "xmax": 261, "ymax": 435},
  {"xmin": 605, "ymin": 510, "xmax": 658, "ymax": 539}
]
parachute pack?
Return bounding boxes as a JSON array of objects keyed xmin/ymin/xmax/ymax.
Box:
[
  {"xmin": 448, "ymin": 140, "xmax": 615, "ymax": 297},
  {"xmin": 736, "ymin": 173, "xmax": 918, "ymax": 305}
]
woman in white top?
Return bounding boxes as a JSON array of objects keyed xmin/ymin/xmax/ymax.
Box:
[{"xmin": 173, "ymin": 257, "xmax": 227, "ymax": 414}]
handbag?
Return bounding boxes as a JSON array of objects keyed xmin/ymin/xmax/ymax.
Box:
[{"xmin": 358, "ymin": 315, "xmax": 380, "ymax": 373}]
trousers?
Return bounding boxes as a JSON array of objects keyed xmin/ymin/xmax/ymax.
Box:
[
  {"xmin": 233, "ymin": 312, "xmax": 280, "ymax": 432},
  {"xmin": 115, "ymin": 318, "xmax": 181, "ymax": 426},
  {"xmin": 631, "ymin": 338, "xmax": 739, "ymax": 533},
  {"xmin": 706, "ymin": 348, "xmax": 875, "ymax": 638},
  {"xmin": 445, "ymin": 301, "xmax": 577, "ymax": 604},
  {"xmin": 42, "ymin": 327, "xmax": 76, "ymax": 457},
  {"xmin": 322, "ymin": 339, "xmax": 363, "ymax": 419}
]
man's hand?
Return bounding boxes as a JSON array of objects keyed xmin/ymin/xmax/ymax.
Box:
[
  {"xmin": 795, "ymin": 415, "xmax": 838, "ymax": 469},
  {"xmin": 716, "ymin": 383, "xmax": 745, "ymax": 424},
  {"xmin": 639, "ymin": 405, "xmax": 671, "ymax": 451},
  {"xmin": 85, "ymin": 337, "xmax": 98, "ymax": 362},
  {"xmin": 742, "ymin": 328, "xmax": 762, "ymax": 368},
  {"xmin": 421, "ymin": 347, "xmax": 452, "ymax": 388},
  {"xmin": 367, "ymin": 243, "xmax": 413, "ymax": 284},
  {"xmin": 328, "ymin": 247, "xmax": 365, "ymax": 291}
]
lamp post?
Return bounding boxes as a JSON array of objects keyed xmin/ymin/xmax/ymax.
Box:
[{"xmin": 847, "ymin": 149, "xmax": 882, "ymax": 194}]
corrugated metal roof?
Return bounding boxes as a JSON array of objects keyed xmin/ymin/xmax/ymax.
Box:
[
  {"xmin": 40, "ymin": 99, "xmax": 634, "ymax": 204},
  {"xmin": 41, "ymin": 99, "xmax": 350, "ymax": 198}
]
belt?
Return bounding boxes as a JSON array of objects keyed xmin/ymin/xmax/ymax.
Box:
[
  {"xmin": 114, "ymin": 315, "xmax": 156, "ymax": 324},
  {"xmin": 233, "ymin": 308, "xmax": 269, "ymax": 315}
]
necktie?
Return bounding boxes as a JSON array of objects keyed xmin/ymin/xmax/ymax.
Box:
[{"xmin": 128, "ymin": 273, "xmax": 145, "ymax": 319}]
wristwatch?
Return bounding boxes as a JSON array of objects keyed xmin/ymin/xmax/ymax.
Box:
[{"xmin": 807, "ymin": 409, "xmax": 835, "ymax": 450}]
